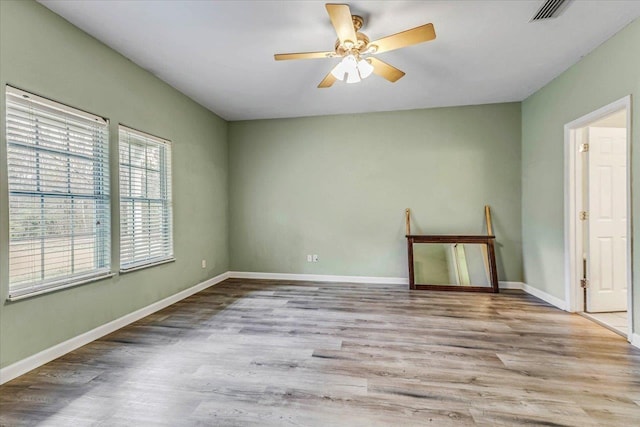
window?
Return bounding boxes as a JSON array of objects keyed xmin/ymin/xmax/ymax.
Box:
[
  {"xmin": 119, "ymin": 126, "xmax": 173, "ymax": 270},
  {"xmin": 5, "ymin": 86, "xmax": 111, "ymax": 299}
]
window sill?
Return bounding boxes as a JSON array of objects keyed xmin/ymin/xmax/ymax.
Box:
[
  {"xmin": 119, "ymin": 257, "xmax": 175, "ymax": 274},
  {"xmin": 7, "ymin": 272, "xmax": 115, "ymax": 302}
]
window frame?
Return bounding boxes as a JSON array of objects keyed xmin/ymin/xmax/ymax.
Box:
[
  {"xmin": 5, "ymin": 86, "xmax": 112, "ymax": 300},
  {"xmin": 118, "ymin": 125, "xmax": 174, "ymax": 273}
]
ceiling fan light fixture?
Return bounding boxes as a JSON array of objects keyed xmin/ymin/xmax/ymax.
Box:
[
  {"xmin": 343, "ymin": 55, "xmax": 360, "ymax": 83},
  {"xmin": 332, "ymin": 54, "xmax": 359, "ymax": 81},
  {"xmin": 346, "ymin": 69, "xmax": 361, "ymax": 84},
  {"xmin": 331, "ymin": 54, "xmax": 372, "ymax": 84},
  {"xmin": 358, "ymin": 58, "xmax": 374, "ymax": 79},
  {"xmin": 331, "ymin": 61, "xmax": 347, "ymax": 80}
]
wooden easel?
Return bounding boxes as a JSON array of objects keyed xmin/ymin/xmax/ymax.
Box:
[{"xmin": 405, "ymin": 205, "xmax": 499, "ymax": 293}]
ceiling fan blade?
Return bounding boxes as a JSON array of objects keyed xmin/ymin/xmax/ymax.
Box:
[
  {"xmin": 274, "ymin": 51, "xmax": 335, "ymax": 61},
  {"xmin": 368, "ymin": 57, "xmax": 405, "ymax": 82},
  {"xmin": 318, "ymin": 68, "xmax": 338, "ymax": 88},
  {"xmin": 369, "ymin": 23, "xmax": 436, "ymax": 54},
  {"xmin": 326, "ymin": 4, "xmax": 357, "ymax": 46}
]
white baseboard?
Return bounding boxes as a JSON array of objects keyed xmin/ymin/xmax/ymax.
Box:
[
  {"xmin": 498, "ymin": 280, "xmax": 567, "ymax": 310},
  {"xmin": 631, "ymin": 333, "xmax": 640, "ymax": 350},
  {"xmin": 522, "ymin": 283, "xmax": 567, "ymax": 310},
  {"xmin": 486, "ymin": 281, "xmax": 569, "ymax": 310},
  {"xmin": 498, "ymin": 281, "xmax": 524, "ymax": 290},
  {"xmin": 0, "ymin": 271, "xmax": 230, "ymax": 385},
  {"xmin": 228, "ymin": 271, "xmax": 409, "ymax": 285}
]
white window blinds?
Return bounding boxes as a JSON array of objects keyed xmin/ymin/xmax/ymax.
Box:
[
  {"xmin": 119, "ymin": 126, "xmax": 173, "ymax": 270},
  {"xmin": 5, "ymin": 86, "xmax": 111, "ymax": 299}
]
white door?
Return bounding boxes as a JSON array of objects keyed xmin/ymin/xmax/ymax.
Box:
[{"xmin": 586, "ymin": 127, "xmax": 627, "ymax": 312}]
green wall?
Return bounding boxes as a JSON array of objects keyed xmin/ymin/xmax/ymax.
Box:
[
  {"xmin": 522, "ymin": 19, "xmax": 639, "ymax": 329},
  {"xmin": 229, "ymin": 103, "xmax": 523, "ymax": 282},
  {"xmin": 0, "ymin": 0, "xmax": 229, "ymax": 368}
]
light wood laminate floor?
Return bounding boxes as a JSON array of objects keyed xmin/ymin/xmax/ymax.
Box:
[{"xmin": 1, "ymin": 279, "xmax": 639, "ymax": 426}]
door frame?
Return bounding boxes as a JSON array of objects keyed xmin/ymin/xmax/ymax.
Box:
[{"xmin": 564, "ymin": 95, "xmax": 633, "ymax": 341}]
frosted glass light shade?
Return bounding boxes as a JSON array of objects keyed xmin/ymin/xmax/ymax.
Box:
[
  {"xmin": 358, "ymin": 58, "xmax": 374, "ymax": 79},
  {"xmin": 331, "ymin": 60, "xmax": 346, "ymax": 80},
  {"xmin": 346, "ymin": 70, "xmax": 361, "ymax": 84}
]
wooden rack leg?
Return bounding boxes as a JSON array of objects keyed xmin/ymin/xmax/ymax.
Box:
[
  {"xmin": 405, "ymin": 208, "xmax": 411, "ymax": 236},
  {"xmin": 485, "ymin": 205, "xmax": 493, "ymax": 236}
]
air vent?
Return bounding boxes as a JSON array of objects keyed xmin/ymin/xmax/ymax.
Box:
[{"xmin": 531, "ymin": 0, "xmax": 568, "ymax": 21}]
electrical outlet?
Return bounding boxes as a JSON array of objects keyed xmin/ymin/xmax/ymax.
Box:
[
  {"xmin": 313, "ymin": 254, "xmax": 319, "ymax": 262},
  {"xmin": 201, "ymin": 259, "xmax": 206, "ymax": 269},
  {"xmin": 307, "ymin": 254, "xmax": 312, "ymax": 262}
]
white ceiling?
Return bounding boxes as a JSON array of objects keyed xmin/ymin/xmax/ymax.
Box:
[{"xmin": 40, "ymin": 1, "xmax": 640, "ymax": 121}]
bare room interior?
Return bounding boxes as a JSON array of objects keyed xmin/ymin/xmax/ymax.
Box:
[{"xmin": 0, "ymin": 0, "xmax": 639, "ymax": 425}]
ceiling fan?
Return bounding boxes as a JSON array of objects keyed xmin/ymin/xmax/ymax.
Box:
[{"xmin": 274, "ymin": 3, "xmax": 436, "ymax": 88}]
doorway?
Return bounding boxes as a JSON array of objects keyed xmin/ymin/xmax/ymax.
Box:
[{"xmin": 564, "ymin": 96, "xmax": 632, "ymax": 340}]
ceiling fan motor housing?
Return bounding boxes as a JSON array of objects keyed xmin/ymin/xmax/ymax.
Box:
[
  {"xmin": 352, "ymin": 15, "xmax": 364, "ymax": 31},
  {"xmin": 335, "ymin": 32, "xmax": 370, "ymax": 56}
]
